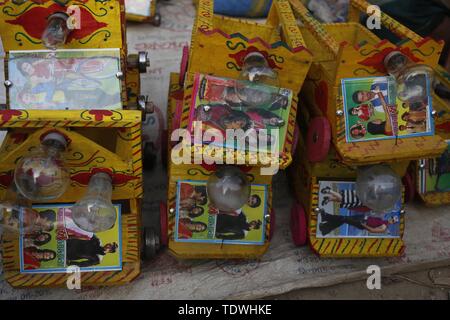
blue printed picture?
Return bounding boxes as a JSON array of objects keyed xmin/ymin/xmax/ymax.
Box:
[
  {"xmin": 342, "ymin": 76, "xmax": 434, "ymax": 143},
  {"xmin": 8, "ymin": 49, "xmax": 122, "ymax": 110}
]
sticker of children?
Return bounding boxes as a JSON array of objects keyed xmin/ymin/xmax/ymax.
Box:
[
  {"xmin": 342, "ymin": 76, "xmax": 434, "ymax": 143},
  {"xmin": 8, "ymin": 49, "xmax": 122, "ymax": 110},
  {"xmin": 19, "ymin": 205, "xmax": 122, "ymax": 273},
  {"xmin": 188, "ymin": 74, "xmax": 292, "ymax": 152},
  {"xmin": 316, "ymin": 180, "xmax": 402, "ymax": 239},
  {"xmin": 175, "ymin": 180, "xmax": 267, "ymax": 245}
]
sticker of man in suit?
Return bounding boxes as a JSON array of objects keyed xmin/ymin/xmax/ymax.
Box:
[
  {"xmin": 66, "ymin": 235, "xmax": 118, "ymax": 267},
  {"xmin": 215, "ymin": 210, "xmax": 262, "ymax": 241}
]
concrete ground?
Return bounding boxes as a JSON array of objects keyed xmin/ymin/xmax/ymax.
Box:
[{"xmin": 268, "ymin": 266, "xmax": 450, "ymax": 300}]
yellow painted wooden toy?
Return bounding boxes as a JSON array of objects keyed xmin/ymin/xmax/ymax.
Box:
[
  {"xmin": 290, "ymin": 0, "xmax": 447, "ymax": 166},
  {"xmin": 0, "ymin": 0, "xmax": 154, "ymax": 288},
  {"xmin": 289, "ymin": 132, "xmax": 407, "ymax": 257},
  {"xmin": 286, "ymin": 0, "xmax": 448, "ymax": 257},
  {"xmin": 407, "ymin": 64, "xmax": 450, "ymax": 207},
  {"xmin": 125, "ymin": 0, "xmax": 161, "ymax": 26},
  {"xmin": 160, "ymin": 0, "xmax": 312, "ymax": 259}
]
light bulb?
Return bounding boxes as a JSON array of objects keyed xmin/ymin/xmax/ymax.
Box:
[
  {"xmin": 206, "ymin": 166, "xmax": 250, "ymax": 212},
  {"xmin": 71, "ymin": 172, "xmax": 117, "ymax": 233},
  {"xmin": 355, "ymin": 164, "xmax": 402, "ymax": 212},
  {"xmin": 14, "ymin": 132, "xmax": 69, "ymax": 202},
  {"xmin": 235, "ymin": 52, "xmax": 283, "ymax": 108},
  {"xmin": 240, "ymin": 52, "xmax": 278, "ymax": 85},
  {"xmin": 42, "ymin": 12, "xmax": 71, "ymax": 50},
  {"xmin": 384, "ymin": 51, "xmax": 434, "ymax": 103}
]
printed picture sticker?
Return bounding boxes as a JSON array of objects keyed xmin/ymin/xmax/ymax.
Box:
[
  {"xmin": 419, "ymin": 140, "xmax": 450, "ymax": 194},
  {"xmin": 125, "ymin": 0, "xmax": 152, "ymax": 17},
  {"xmin": 8, "ymin": 49, "xmax": 122, "ymax": 110},
  {"xmin": 188, "ymin": 73, "xmax": 293, "ymax": 153},
  {"xmin": 316, "ymin": 180, "xmax": 402, "ymax": 239},
  {"xmin": 342, "ymin": 76, "xmax": 434, "ymax": 143},
  {"xmin": 174, "ymin": 180, "xmax": 267, "ymax": 245},
  {"xmin": 19, "ymin": 204, "xmax": 122, "ymax": 274}
]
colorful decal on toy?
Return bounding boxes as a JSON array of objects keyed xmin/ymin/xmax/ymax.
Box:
[
  {"xmin": 358, "ymin": 47, "xmax": 423, "ymax": 74},
  {"xmin": 19, "ymin": 204, "xmax": 122, "ymax": 273},
  {"xmin": 316, "ymin": 180, "xmax": 402, "ymax": 239},
  {"xmin": 0, "ymin": 109, "xmax": 29, "ymax": 124},
  {"xmin": 419, "ymin": 141, "xmax": 450, "ymax": 194},
  {"xmin": 342, "ymin": 76, "xmax": 434, "ymax": 143},
  {"xmin": 174, "ymin": 180, "xmax": 267, "ymax": 245},
  {"xmin": 188, "ymin": 73, "xmax": 293, "ymax": 152},
  {"xmin": 5, "ymin": 3, "xmax": 108, "ymax": 45},
  {"xmin": 228, "ymin": 46, "xmax": 283, "ymax": 71},
  {"xmin": 8, "ymin": 49, "xmax": 122, "ymax": 110},
  {"xmin": 125, "ymin": 0, "xmax": 152, "ymax": 17}
]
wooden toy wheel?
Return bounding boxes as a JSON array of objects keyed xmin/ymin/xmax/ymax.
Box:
[
  {"xmin": 143, "ymin": 227, "xmax": 160, "ymax": 259},
  {"xmin": 179, "ymin": 46, "xmax": 189, "ymax": 86},
  {"xmin": 269, "ymin": 209, "xmax": 276, "ymax": 240},
  {"xmin": 160, "ymin": 201, "xmax": 168, "ymax": 246},
  {"xmin": 306, "ymin": 117, "xmax": 331, "ymax": 163},
  {"xmin": 402, "ymin": 172, "xmax": 416, "ymax": 203},
  {"xmin": 290, "ymin": 202, "xmax": 307, "ymax": 246}
]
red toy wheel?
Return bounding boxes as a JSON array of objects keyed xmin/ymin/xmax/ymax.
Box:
[
  {"xmin": 179, "ymin": 46, "xmax": 189, "ymax": 85},
  {"xmin": 291, "ymin": 202, "xmax": 307, "ymax": 246},
  {"xmin": 269, "ymin": 209, "xmax": 276, "ymax": 241},
  {"xmin": 306, "ymin": 117, "xmax": 331, "ymax": 163},
  {"xmin": 402, "ymin": 172, "xmax": 415, "ymax": 203},
  {"xmin": 160, "ymin": 201, "xmax": 168, "ymax": 246}
]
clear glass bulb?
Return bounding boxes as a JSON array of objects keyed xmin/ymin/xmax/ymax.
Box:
[
  {"xmin": 71, "ymin": 172, "xmax": 117, "ymax": 233},
  {"xmin": 239, "ymin": 52, "xmax": 278, "ymax": 86},
  {"xmin": 355, "ymin": 164, "xmax": 402, "ymax": 212},
  {"xmin": 384, "ymin": 51, "xmax": 434, "ymax": 103},
  {"xmin": 14, "ymin": 132, "xmax": 69, "ymax": 202},
  {"xmin": 236, "ymin": 52, "xmax": 280, "ymax": 108},
  {"xmin": 206, "ymin": 166, "xmax": 250, "ymax": 212},
  {"xmin": 42, "ymin": 12, "xmax": 71, "ymax": 50}
]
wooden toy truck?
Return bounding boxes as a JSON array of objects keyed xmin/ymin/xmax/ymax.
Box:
[
  {"xmin": 288, "ymin": 0, "xmax": 447, "ymax": 257},
  {"xmin": 406, "ymin": 64, "xmax": 450, "ymax": 207},
  {"xmin": 0, "ymin": 0, "xmax": 153, "ymax": 287},
  {"xmin": 160, "ymin": 0, "xmax": 312, "ymax": 259}
]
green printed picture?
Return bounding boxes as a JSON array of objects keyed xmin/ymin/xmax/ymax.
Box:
[
  {"xmin": 20, "ymin": 204, "xmax": 122, "ymax": 274},
  {"xmin": 189, "ymin": 73, "xmax": 293, "ymax": 152},
  {"xmin": 419, "ymin": 141, "xmax": 450, "ymax": 193},
  {"xmin": 342, "ymin": 76, "xmax": 434, "ymax": 142},
  {"xmin": 175, "ymin": 180, "xmax": 267, "ymax": 245},
  {"xmin": 8, "ymin": 49, "xmax": 122, "ymax": 110}
]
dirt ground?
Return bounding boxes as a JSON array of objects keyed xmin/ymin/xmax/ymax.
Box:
[{"xmin": 268, "ymin": 266, "xmax": 450, "ymax": 300}]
